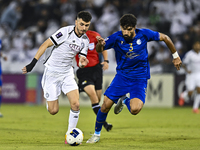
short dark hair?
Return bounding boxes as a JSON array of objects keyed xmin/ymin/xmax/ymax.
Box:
[
  {"xmin": 120, "ymin": 14, "xmax": 137, "ymax": 29},
  {"xmin": 77, "ymin": 11, "xmax": 92, "ymax": 22}
]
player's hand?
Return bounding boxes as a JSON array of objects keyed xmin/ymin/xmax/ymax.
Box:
[
  {"xmin": 79, "ymin": 56, "xmax": 89, "ymax": 68},
  {"xmin": 172, "ymin": 57, "xmax": 182, "ymax": 70},
  {"xmin": 22, "ymin": 66, "xmax": 28, "ymax": 74},
  {"xmin": 96, "ymin": 36, "xmax": 105, "ymax": 46},
  {"xmin": 101, "ymin": 61, "xmax": 109, "ymax": 70}
]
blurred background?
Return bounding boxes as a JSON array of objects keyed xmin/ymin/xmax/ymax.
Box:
[{"xmin": 0, "ymin": 0, "xmax": 199, "ymax": 107}]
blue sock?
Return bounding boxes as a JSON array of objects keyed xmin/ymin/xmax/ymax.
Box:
[
  {"xmin": 94, "ymin": 109, "xmax": 108, "ymax": 135},
  {"xmin": 123, "ymin": 97, "xmax": 131, "ymax": 113}
]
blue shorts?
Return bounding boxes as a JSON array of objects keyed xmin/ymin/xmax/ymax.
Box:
[{"xmin": 104, "ymin": 74, "xmax": 147, "ymax": 104}]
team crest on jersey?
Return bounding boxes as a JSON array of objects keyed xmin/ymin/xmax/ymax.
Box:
[
  {"xmin": 56, "ymin": 32, "xmax": 63, "ymax": 38},
  {"xmin": 89, "ymin": 43, "xmax": 95, "ymax": 50},
  {"xmin": 136, "ymin": 39, "xmax": 141, "ymax": 45}
]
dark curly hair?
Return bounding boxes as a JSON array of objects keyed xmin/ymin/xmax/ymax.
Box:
[
  {"xmin": 120, "ymin": 14, "xmax": 137, "ymax": 29},
  {"xmin": 77, "ymin": 11, "xmax": 92, "ymax": 22}
]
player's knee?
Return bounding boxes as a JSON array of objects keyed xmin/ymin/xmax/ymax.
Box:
[
  {"xmin": 70, "ymin": 101, "xmax": 80, "ymax": 111},
  {"xmin": 130, "ymin": 106, "xmax": 142, "ymax": 115},
  {"xmin": 130, "ymin": 99, "xmax": 143, "ymax": 115},
  {"xmin": 196, "ymin": 88, "xmax": 200, "ymax": 93},
  {"xmin": 101, "ymin": 103, "xmax": 110, "ymax": 113},
  {"xmin": 130, "ymin": 109, "xmax": 140, "ymax": 115},
  {"xmin": 48, "ymin": 107, "xmax": 59, "ymax": 115},
  {"xmin": 188, "ymin": 91, "xmax": 193, "ymax": 97}
]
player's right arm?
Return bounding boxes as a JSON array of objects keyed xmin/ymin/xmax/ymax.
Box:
[
  {"xmin": 22, "ymin": 38, "xmax": 53, "ymax": 74},
  {"xmin": 159, "ymin": 33, "xmax": 182, "ymax": 70}
]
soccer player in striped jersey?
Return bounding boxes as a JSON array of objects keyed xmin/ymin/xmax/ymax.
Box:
[
  {"xmin": 22, "ymin": 11, "xmax": 92, "ymax": 137},
  {"xmin": 87, "ymin": 14, "xmax": 182, "ymax": 143},
  {"xmin": 75, "ymin": 30, "xmax": 112, "ymax": 131}
]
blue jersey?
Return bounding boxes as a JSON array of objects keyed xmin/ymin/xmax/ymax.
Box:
[{"xmin": 104, "ymin": 28, "xmax": 160, "ymax": 79}]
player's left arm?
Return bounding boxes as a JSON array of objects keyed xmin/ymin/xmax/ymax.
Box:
[{"xmin": 159, "ymin": 33, "xmax": 182, "ymax": 70}]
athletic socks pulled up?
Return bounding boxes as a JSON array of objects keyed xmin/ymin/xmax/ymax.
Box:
[{"xmin": 67, "ymin": 109, "xmax": 80, "ymax": 132}]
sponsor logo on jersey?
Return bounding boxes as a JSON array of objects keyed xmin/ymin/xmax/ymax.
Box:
[
  {"xmin": 69, "ymin": 44, "xmax": 82, "ymax": 52},
  {"xmin": 56, "ymin": 32, "xmax": 63, "ymax": 38},
  {"xmin": 126, "ymin": 51, "xmax": 140, "ymax": 59}
]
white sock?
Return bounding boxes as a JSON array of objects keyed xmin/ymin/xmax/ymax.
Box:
[
  {"xmin": 193, "ymin": 94, "xmax": 200, "ymax": 109},
  {"xmin": 67, "ymin": 109, "xmax": 80, "ymax": 132},
  {"xmin": 182, "ymin": 91, "xmax": 188, "ymax": 99}
]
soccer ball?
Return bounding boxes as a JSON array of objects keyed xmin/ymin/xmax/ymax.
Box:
[{"xmin": 65, "ymin": 128, "xmax": 84, "ymax": 146}]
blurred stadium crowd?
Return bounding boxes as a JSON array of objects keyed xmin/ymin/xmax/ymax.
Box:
[{"xmin": 0, "ymin": 0, "xmax": 200, "ymax": 74}]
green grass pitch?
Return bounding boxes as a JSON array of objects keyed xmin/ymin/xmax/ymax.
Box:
[{"xmin": 0, "ymin": 104, "xmax": 200, "ymax": 150}]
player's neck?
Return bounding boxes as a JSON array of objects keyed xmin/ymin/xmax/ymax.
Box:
[{"xmin": 74, "ymin": 27, "xmax": 83, "ymax": 38}]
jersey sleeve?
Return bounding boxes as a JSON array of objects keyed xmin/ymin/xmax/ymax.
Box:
[
  {"xmin": 49, "ymin": 27, "xmax": 68, "ymax": 46},
  {"xmin": 104, "ymin": 33, "xmax": 117, "ymax": 50},
  {"xmin": 141, "ymin": 28, "xmax": 160, "ymax": 42}
]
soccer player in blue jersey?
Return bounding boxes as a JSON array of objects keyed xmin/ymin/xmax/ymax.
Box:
[{"xmin": 86, "ymin": 14, "xmax": 182, "ymax": 143}]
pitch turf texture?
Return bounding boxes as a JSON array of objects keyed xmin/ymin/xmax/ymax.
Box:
[{"xmin": 0, "ymin": 104, "xmax": 200, "ymax": 150}]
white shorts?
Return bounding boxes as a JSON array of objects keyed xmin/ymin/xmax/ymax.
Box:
[
  {"xmin": 41, "ymin": 67, "xmax": 78, "ymax": 101},
  {"xmin": 185, "ymin": 72, "xmax": 200, "ymax": 91}
]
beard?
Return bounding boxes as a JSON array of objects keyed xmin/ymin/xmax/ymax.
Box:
[
  {"xmin": 123, "ymin": 35, "xmax": 132, "ymax": 41},
  {"xmin": 123, "ymin": 33, "xmax": 134, "ymax": 41},
  {"xmin": 77, "ymin": 28, "xmax": 86, "ymax": 36}
]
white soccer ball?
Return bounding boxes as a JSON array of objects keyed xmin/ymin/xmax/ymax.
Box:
[{"xmin": 65, "ymin": 128, "xmax": 84, "ymax": 146}]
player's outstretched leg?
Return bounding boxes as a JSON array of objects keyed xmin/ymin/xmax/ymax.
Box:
[
  {"xmin": 87, "ymin": 109, "xmax": 108, "ymax": 143},
  {"xmin": 92, "ymin": 103, "xmax": 113, "ymax": 131},
  {"xmin": 114, "ymin": 95, "xmax": 127, "ymax": 114}
]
